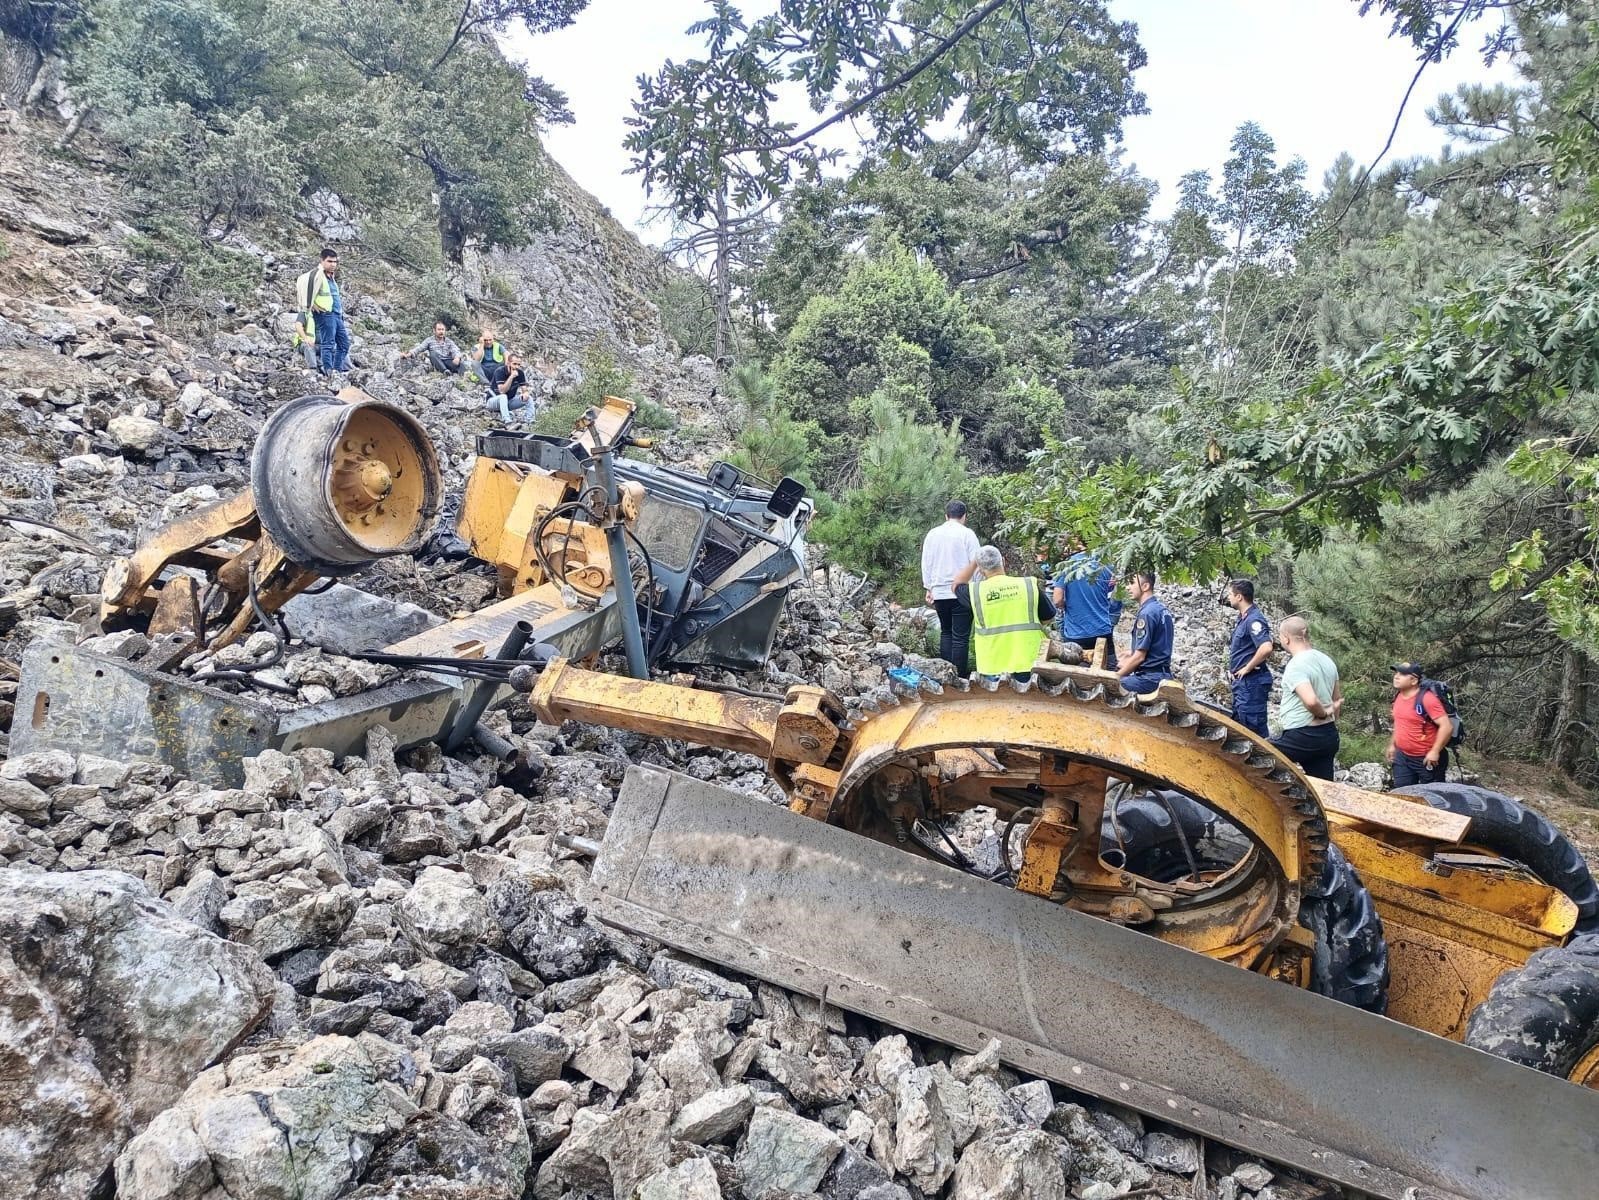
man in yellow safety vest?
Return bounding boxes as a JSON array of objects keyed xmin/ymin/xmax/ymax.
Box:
[
  {"xmin": 293, "ymin": 247, "xmax": 350, "ymax": 374},
  {"xmin": 952, "ymin": 545, "xmax": 1056, "ymax": 679}
]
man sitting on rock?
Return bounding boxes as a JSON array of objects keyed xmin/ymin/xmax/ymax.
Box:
[
  {"xmin": 483, "ymin": 351, "xmax": 536, "ymax": 424},
  {"xmin": 401, "ymin": 321, "xmax": 466, "ymax": 376}
]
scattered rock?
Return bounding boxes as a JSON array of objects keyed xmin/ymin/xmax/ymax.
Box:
[
  {"xmin": 0, "ymin": 871, "xmax": 276, "ymax": 1196},
  {"xmin": 736, "ymin": 1106, "xmax": 844, "ymax": 1200}
]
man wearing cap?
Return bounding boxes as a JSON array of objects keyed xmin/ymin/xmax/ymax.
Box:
[
  {"xmin": 1116, "ymin": 570, "xmax": 1176, "ymax": 696},
  {"xmin": 1386, "ymin": 662, "xmax": 1450, "ymax": 787},
  {"xmin": 1224, "ymin": 579, "xmax": 1274, "ymax": 738},
  {"xmin": 952, "ymin": 546, "xmax": 1055, "ymax": 680}
]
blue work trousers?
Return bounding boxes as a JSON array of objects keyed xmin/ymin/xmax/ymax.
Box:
[{"xmin": 313, "ymin": 311, "xmax": 351, "ymax": 372}]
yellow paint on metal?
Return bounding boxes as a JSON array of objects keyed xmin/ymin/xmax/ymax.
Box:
[
  {"xmin": 1570, "ymin": 1041, "xmax": 1599, "ymax": 1089},
  {"xmin": 330, "ymin": 406, "xmax": 433, "ymax": 551},
  {"xmin": 1312, "ymin": 778, "xmax": 1472, "ymax": 842},
  {"xmin": 1336, "ymin": 829, "xmax": 1566, "ymax": 1038},
  {"xmin": 529, "ymin": 658, "xmax": 778, "ymax": 758},
  {"xmin": 1335, "ymin": 829, "xmax": 1576, "ymax": 939}
]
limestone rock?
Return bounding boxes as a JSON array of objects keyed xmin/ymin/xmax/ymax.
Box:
[
  {"xmin": 245, "ymin": 885, "xmax": 359, "ymax": 959},
  {"xmin": 736, "ymin": 1106, "xmax": 842, "ymax": 1200},
  {"xmin": 1140, "ymin": 1130, "xmax": 1200, "ymax": 1174},
  {"xmin": 673, "ymin": 1084, "xmax": 756, "ymax": 1143},
  {"xmin": 0, "ymin": 871, "xmax": 275, "ymax": 1197},
  {"xmin": 951, "ymin": 1130, "xmax": 1068, "ymax": 1200},
  {"xmin": 115, "ymin": 1034, "xmax": 416, "ymax": 1200},
  {"xmin": 639, "ymin": 1156, "xmax": 722, "ymax": 1200},
  {"xmin": 2, "ymin": 747, "xmax": 76, "ymax": 788},
  {"xmin": 107, "ymin": 413, "xmax": 165, "ymax": 453},
  {"xmin": 534, "ymin": 1100, "xmax": 672, "ymax": 1200},
  {"xmin": 1233, "ymin": 1161, "xmax": 1275, "ymax": 1191},
  {"xmin": 892, "ymin": 1066, "xmax": 956, "ymax": 1194},
  {"xmin": 397, "ymin": 870, "xmax": 491, "ymax": 957}
]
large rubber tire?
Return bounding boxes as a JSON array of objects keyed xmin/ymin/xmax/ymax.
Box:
[
  {"xmin": 1393, "ymin": 782, "xmax": 1599, "ymax": 932},
  {"xmin": 1299, "ymin": 842, "xmax": 1389, "ymax": 1014},
  {"xmin": 1464, "ymin": 933, "xmax": 1599, "ymax": 1082},
  {"xmin": 1102, "ymin": 790, "xmax": 1250, "ymax": 882},
  {"xmin": 1107, "ymin": 793, "xmax": 1389, "ymax": 1013}
]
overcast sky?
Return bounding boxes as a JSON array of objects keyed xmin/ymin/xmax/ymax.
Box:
[{"xmin": 510, "ymin": 0, "xmax": 1517, "ymax": 243}]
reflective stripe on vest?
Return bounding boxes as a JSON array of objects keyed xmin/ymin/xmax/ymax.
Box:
[
  {"xmin": 971, "ymin": 575, "xmax": 1045, "ymax": 676},
  {"xmin": 298, "ymin": 269, "xmax": 333, "ymax": 313}
]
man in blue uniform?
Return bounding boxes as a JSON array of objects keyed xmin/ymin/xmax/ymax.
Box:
[
  {"xmin": 1224, "ymin": 579, "xmax": 1273, "ymax": 737},
  {"xmin": 1051, "ymin": 533, "xmax": 1118, "ymax": 670},
  {"xmin": 1116, "ymin": 571, "xmax": 1175, "ymax": 695}
]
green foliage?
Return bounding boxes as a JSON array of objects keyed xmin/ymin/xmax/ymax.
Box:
[
  {"xmin": 1494, "ymin": 435, "xmax": 1599, "ymax": 655},
  {"xmin": 1292, "ymin": 465, "xmax": 1548, "ymax": 760},
  {"xmin": 812, "ymin": 393, "xmax": 966, "ymax": 597},
  {"xmin": 633, "ymin": 398, "xmax": 679, "ymax": 432},
  {"xmin": 655, "ymin": 274, "xmax": 719, "ymax": 358},
  {"xmin": 124, "ymin": 217, "xmax": 262, "ymax": 315},
  {"xmin": 725, "ymin": 364, "xmax": 820, "ymax": 487},
  {"xmin": 773, "ymin": 240, "xmax": 1002, "ymax": 441},
  {"xmin": 568, "ymin": 343, "xmax": 633, "ymax": 411},
  {"xmin": 65, "ymin": 0, "xmax": 581, "ymax": 265}
]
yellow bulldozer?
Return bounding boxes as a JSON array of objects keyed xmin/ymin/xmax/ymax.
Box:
[{"xmin": 16, "ymin": 394, "xmax": 1599, "ymax": 1200}]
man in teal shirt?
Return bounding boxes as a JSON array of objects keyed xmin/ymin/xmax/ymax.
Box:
[{"xmin": 1269, "ymin": 615, "xmax": 1341, "ymax": 779}]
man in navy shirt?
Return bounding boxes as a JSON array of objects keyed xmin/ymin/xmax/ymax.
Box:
[
  {"xmin": 1224, "ymin": 579, "xmax": 1273, "ymax": 737},
  {"xmin": 1051, "ymin": 534, "xmax": 1118, "ymax": 670},
  {"xmin": 1116, "ymin": 571, "xmax": 1175, "ymax": 696}
]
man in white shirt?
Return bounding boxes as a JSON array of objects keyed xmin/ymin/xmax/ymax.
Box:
[{"xmin": 922, "ymin": 500, "xmax": 981, "ymax": 674}]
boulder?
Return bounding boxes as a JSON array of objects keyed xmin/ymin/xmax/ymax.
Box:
[
  {"xmin": 639, "ymin": 1156, "xmax": 722, "ymax": 1200},
  {"xmin": 0, "ymin": 871, "xmax": 276, "ymax": 1197},
  {"xmin": 107, "ymin": 413, "xmax": 165, "ymax": 454},
  {"xmin": 892, "ymin": 1066, "xmax": 956, "ymax": 1193},
  {"xmin": 672, "ymin": 1084, "xmax": 756, "ymax": 1143},
  {"xmin": 951, "ymin": 1130, "xmax": 1068, "ymax": 1200},
  {"xmin": 115, "ymin": 1034, "xmax": 416, "ymax": 1200},
  {"xmin": 736, "ymin": 1107, "xmax": 842, "ymax": 1199},
  {"xmin": 397, "ymin": 870, "xmax": 491, "ymax": 957},
  {"xmin": 1140, "ymin": 1130, "xmax": 1201, "ymax": 1174}
]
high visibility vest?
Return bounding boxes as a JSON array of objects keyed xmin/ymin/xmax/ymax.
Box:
[
  {"xmin": 971, "ymin": 574, "xmax": 1045, "ymax": 676},
  {"xmin": 291, "ymin": 309, "xmax": 315, "ymax": 347},
  {"xmin": 480, "ymin": 341, "xmax": 505, "ymax": 364},
  {"xmin": 296, "ymin": 268, "xmax": 334, "ymax": 313}
]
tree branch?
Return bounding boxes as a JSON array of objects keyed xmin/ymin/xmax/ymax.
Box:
[
  {"xmin": 1220, "ymin": 446, "xmax": 1417, "ymax": 538},
  {"xmin": 727, "ymin": 0, "xmax": 1011, "ymax": 155}
]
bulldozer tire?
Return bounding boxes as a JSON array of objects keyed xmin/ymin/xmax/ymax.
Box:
[
  {"xmin": 1299, "ymin": 842, "xmax": 1389, "ymax": 1014},
  {"xmin": 1464, "ymin": 933, "xmax": 1599, "ymax": 1085},
  {"xmin": 1104, "ymin": 791, "xmax": 1250, "ymax": 881},
  {"xmin": 1394, "ymin": 782, "xmax": 1599, "ymax": 931},
  {"xmin": 1109, "ymin": 794, "xmax": 1388, "ymax": 1013}
]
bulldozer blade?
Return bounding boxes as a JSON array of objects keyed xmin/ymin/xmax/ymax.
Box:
[{"xmin": 591, "ymin": 767, "xmax": 1599, "ymax": 1200}]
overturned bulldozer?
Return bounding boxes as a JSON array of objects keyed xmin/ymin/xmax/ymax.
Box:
[
  {"xmin": 15, "ymin": 390, "xmax": 811, "ymax": 778},
  {"xmin": 513, "ymin": 660, "xmax": 1599, "ymax": 1200},
  {"xmin": 16, "ymin": 392, "xmax": 1599, "ymax": 1199}
]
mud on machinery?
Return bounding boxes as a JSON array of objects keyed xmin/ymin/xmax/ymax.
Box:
[{"xmin": 15, "ymin": 395, "xmax": 1599, "ymax": 1200}]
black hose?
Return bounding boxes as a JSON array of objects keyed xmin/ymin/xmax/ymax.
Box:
[
  {"xmin": 999, "ymin": 806, "xmax": 1041, "ymax": 883},
  {"xmin": 1151, "ymin": 790, "xmax": 1205, "ymax": 883}
]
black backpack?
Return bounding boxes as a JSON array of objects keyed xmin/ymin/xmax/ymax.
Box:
[{"xmin": 1416, "ymin": 678, "xmax": 1466, "ymax": 747}]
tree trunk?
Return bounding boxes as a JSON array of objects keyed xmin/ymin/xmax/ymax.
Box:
[
  {"xmin": 712, "ymin": 185, "xmax": 733, "ymax": 367},
  {"xmin": 1553, "ymin": 645, "xmax": 1593, "ymax": 779}
]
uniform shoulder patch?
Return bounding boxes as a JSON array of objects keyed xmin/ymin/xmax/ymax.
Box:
[
  {"xmin": 1251, "ymin": 621, "xmax": 1263, "ymax": 633},
  {"xmin": 1135, "ymin": 618, "xmax": 1147, "ymax": 631}
]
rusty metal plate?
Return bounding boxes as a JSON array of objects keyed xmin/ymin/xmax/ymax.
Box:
[
  {"xmin": 590, "ymin": 767, "xmax": 1599, "ymax": 1200},
  {"xmin": 12, "ymin": 642, "xmax": 279, "ymax": 787}
]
